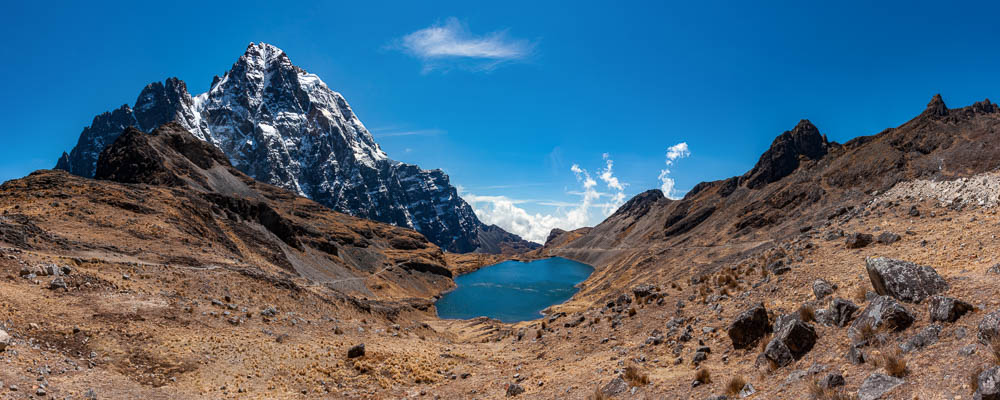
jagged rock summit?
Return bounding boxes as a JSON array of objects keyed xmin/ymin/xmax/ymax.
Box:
[{"xmin": 56, "ymin": 42, "xmax": 537, "ymax": 254}]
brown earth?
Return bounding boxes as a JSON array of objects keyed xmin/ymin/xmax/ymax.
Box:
[{"xmin": 0, "ymin": 96, "xmax": 998, "ymax": 399}]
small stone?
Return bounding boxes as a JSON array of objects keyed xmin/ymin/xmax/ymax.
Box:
[
  {"xmin": 858, "ymin": 373, "xmax": 903, "ymax": 400},
  {"xmin": 49, "ymin": 277, "xmax": 67, "ymax": 290},
  {"xmin": 819, "ymin": 373, "xmax": 845, "ymax": 388},
  {"xmin": 876, "ymin": 232, "xmax": 901, "ymax": 245},
  {"xmin": 505, "ymin": 383, "xmax": 524, "ymax": 397},
  {"xmin": 601, "ymin": 376, "xmax": 628, "ymax": 396},
  {"xmin": 0, "ymin": 329, "xmax": 10, "ymax": 352},
  {"xmin": 738, "ymin": 383, "xmax": 756, "ymax": 398},
  {"xmin": 845, "ymin": 233, "xmax": 873, "ymax": 249},
  {"xmin": 347, "ymin": 343, "xmax": 365, "ymax": 358},
  {"xmin": 975, "ymin": 366, "xmax": 1000, "ymax": 400},
  {"xmin": 812, "ymin": 279, "xmax": 836, "ymax": 300}
]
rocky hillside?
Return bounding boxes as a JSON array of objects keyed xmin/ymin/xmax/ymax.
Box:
[{"xmin": 55, "ymin": 43, "xmax": 537, "ymax": 254}]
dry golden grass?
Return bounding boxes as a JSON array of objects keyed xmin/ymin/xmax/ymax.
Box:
[
  {"xmin": 970, "ymin": 366, "xmax": 983, "ymax": 394},
  {"xmin": 588, "ymin": 387, "xmax": 609, "ymax": 400},
  {"xmin": 624, "ymin": 366, "xmax": 649, "ymax": 386},
  {"xmin": 989, "ymin": 336, "xmax": 1000, "ymax": 364},
  {"xmin": 798, "ymin": 304, "xmax": 816, "ymax": 323},
  {"xmin": 880, "ymin": 348, "xmax": 907, "ymax": 377},
  {"xmin": 808, "ymin": 379, "xmax": 853, "ymax": 400},
  {"xmin": 853, "ymin": 286, "xmax": 868, "ymax": 303},
  {"xmin": 725, "ymin": 375, "xmax": 746, "ymax": 396},
  {"xmin": 694, "ymin": 368, "xmax": 711, "ymax": 385}
]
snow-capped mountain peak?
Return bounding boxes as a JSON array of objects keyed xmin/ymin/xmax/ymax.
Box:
[{"xmin": 55, "ymin": 43, "xmax": 537, "ymax": 254}]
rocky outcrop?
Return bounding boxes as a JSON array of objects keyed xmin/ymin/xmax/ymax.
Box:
[
  {"xmin": 865, "ymin": 257, "xmax": 948, "ymax": 303},
  {"xmin": 728, "ymin": 303, "xmax": 770, "ymax": 349},
  {"xmin": 846, "ymin": 233, "xmax": 873, "ymax": 249},
  {"xmin": 742, "ymin": 120, "xmax": 828, "ymax": 189}
]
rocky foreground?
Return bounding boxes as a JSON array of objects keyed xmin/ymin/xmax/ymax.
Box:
[{"xmin": 1, "ymin": 95, "xmax": 999, "ymax": 399}]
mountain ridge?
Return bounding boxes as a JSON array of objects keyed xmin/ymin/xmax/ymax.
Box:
[{"xmin": 54, "ymin": 42, "xmax": 537, "ymax": 254}]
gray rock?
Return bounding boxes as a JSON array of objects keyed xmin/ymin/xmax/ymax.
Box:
[
  {"xmin": 876, "ymin": 232, "xmax": 901, "ymax": 245},
  {"xmin": 824, "ymin": 298, "xmax": 859, "ymax": 327},
  {"xmin": 706, "ymin": 396, "xmax": 727, "ymax": 400},
  {"xmin": 846, "ymin": 344, "xmax": 865, "ymax": 364},
  {"xmin": 960, "ymin": 344, "xmax": 978, "ymax": 356},
  {"xmin": 975, "ymin": 366, "xmax": 1000, "ymax": 400},
  {"xmin": 865, "ymin": 257, "xmax": 948, "ymax": 303},
  {"xmin": 727, "ymin": 303, "xmax": 770, "ymax": 349},
  {"xmin": 601, "ymin": 376, "xmax": 628, "ymax": 396},
  {"xmin": 908, "ymin": 205, "xmax": 919, "ymax": 217},
  {"xmin": 989, "ymin": 264, "xmax": 1000, "ymax": 275},
  {"xmin": 763, "ymin": 318, "xmax": 817, "ymax": 368},
  {"xmin": 899, "ymin": 325, "xmax": 940, "ymax": 353},
  {"xmin": 692, "ymin": 351, "xmax": 708, "ymax": 364},
  {"xmin": 928, "ymin": 295, "xmax": 973, "ymax": 323},
  {"xmin": 820, "ymin": 373, "xmax": 845, "ymax": 388},
  {"xmin": 632, "ymin": 284, "xmax": 658, "ymax": 298},
  {"xmin": 49, "ymin": 277, "xmax": 67, "ymax": 290},
  {"xmin": 846, "ymin": 233, "xmax": 873, "ymax": 249},
  {"xmin": 849, "ymin": 296, "xmax": 915, "ymax": 343},
  {"xmin": 979, "ymin": 309, "xmax": 1000, "ymax": 345},
  {"xmin": 506, "ymin": 383, "xmax": 525, "ymax": 397},
  {"xmin": 0, "ymin": 330, "xmax": 10, "ymax": 352},
  {"xmin": 812, "ymin": 279, "xmax": 836, "ymax": 300},
  {"xmin": 738, "ymin": 383, "xmax": 755, "ymax": 398},
  {"xmin": 347, "ymin": 343, "xmax": 365, "ymax": 358},
  {"xmin": 858, "ymin": 373, "xmax": 904, "ymax": 400}
]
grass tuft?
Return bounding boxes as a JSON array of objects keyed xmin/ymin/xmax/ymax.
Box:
[
  {"xmin": 798, "ymin": 304, "xmax": 816, "ymax": 323},
  {"xmin": 694, "ymin": 368, "xmax": 711, "ymax": 385},
  {"xmin": 588, "ymin": 387, "xmax": 609, "ymax": 400},
  {"xmin": 880, "ymin": 348, "xmax": 907, "ymax": 377},
  {"xmin": 624, "ymin": 366, "xmax": 649, "ymax": 386},
  {"xmin": 725, "ymin": 375, "xmax": 746, "ymax": 396}
]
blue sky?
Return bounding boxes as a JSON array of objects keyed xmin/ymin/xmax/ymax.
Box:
[{"xmin": 2, "ymin": 1, "xmax": 999, "ymax": 242}]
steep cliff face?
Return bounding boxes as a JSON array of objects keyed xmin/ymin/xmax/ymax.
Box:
[{"xmin": 55, "ymin": 43, "xmax": 537, "ymax": 254}]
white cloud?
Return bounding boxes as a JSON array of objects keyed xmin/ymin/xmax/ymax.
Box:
[
  {"xmin": 397, "ymin": 18, "xmax": 533, "ymax": 72},
  {"xmin": 659, "ymin": 142, "xmax": 691, "ymax": 199},
  {"xmin": 462, "ymin": 155, "xmax": 627, "ymax": 244}
]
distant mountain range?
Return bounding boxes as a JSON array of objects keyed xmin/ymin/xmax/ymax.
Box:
[{"xmin": 55, "ymin": 42, "xmax": 537, "ymax": 254}]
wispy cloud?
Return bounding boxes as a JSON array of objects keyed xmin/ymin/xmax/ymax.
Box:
[
  {"xmin": 395, "ymin": 17, "xmax": 534, "ymax": 73},
  {"xmin": 461, "ymin": 155, "xmax": 627, "ymax": 243},
  {"xmin": 658, "ymin": 142, "xmax": 691, "ymax": 199}
]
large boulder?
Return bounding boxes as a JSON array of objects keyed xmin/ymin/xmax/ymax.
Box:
[
  {"xmin": 975, "ymin": 366, "xmax": 1000, "ymax": 400},
  {"xmin": 858, "ymin": 373, "xmax": 904, "ymax": 400},
  {"xmin": 763, "ymin": 318, "xmax": 817, "ymax": 368},
  {"xmin": 865, "ymin": 257, "xmax": 948, "ymax": 303},
  {"xmin": 728, "ymin": 303, "xmax": 770, "ymax": 349},
  {"xmin": 849, "ymin": 296, "xmax": 915, "ymax": 343},
  {"xmin": 928, "ymin": 295, "xmax": 973, "ymax": 323}
]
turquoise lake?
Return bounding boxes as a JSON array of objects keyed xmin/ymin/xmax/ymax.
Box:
[{"xmin": 435, "ymin": 257, "xmax": 594, "ymax": 323}]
